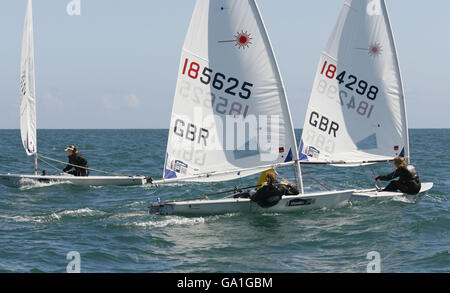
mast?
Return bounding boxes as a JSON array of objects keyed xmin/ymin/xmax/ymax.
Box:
[
  {"xmin": 381, "ymin": 0, "xmax": 410, "ymax": 163},
  {"xmin": 34, "ymin": 154, "xmax": 38, "ymax": 175},
  {"xmin": 294, "ymin": 160, "xmax": 304, "ymax": 194},
  {"xmin": 253, "ymin": 0, "xmax": 304, "ymax": 193}
]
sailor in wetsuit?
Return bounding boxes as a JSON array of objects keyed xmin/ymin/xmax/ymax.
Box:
[
  {"xmin": 375, "ymin": 157, "xmax": 421, "ymax": 195},
  {"xmin": 62, "ymin": 145, "xmax": 89, "ymax": 176},
  {"xmin": 234, "ymin": 172, "xmax": 299, "ymax": 207}
]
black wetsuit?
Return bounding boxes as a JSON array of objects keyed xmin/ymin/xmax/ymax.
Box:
[
  {"xmin": 234, "ymin": 182, "xmax": 299, "ymax": 208},
  {"xmin": 63, "ymin": 153, "xmax": 89, "ymax": 176},
  {"xmin": 378, "ymin": 165, "xmax": 421, "ymax": 195}
]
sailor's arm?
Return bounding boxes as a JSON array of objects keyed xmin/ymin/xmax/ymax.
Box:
[
  {"xmin": 62, "ymin": 164, "xmax": 72, "ymax": 172},
  {"xmin": 376, "ymin": 169, "xmax": 400, "ymax": 181},
  {"xmin": 62, "ymin": 156, "xmax": 74, "ymax": 172}
]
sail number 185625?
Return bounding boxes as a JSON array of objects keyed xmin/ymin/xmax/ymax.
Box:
[
  {"xmin": 182, "ymin": 58, "xmax": 254, "ymax": 99},
  {"xmin": 320, "ymin": 61, "xmax": 379, "ymax": 100}
]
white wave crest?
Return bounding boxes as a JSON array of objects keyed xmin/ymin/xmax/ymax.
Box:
[
  {"xmin": 390, "ymin": 195, "xmax": 417, "ymax": 203},
  {"xmin": 0, "ymin": 208, "xmax": 106, "ymax": 224},
  {"xmin": 124, "ymin": 213, "xmax": 237, "ymax": 229},
  {"xmin": 109, "ymin": 212, "xmax": 147, "ymax": 220},
  {"xmin": 18, "ymin": 178, "xmax": 69, "ymax": 190},
  {"xmin": 128, "ymin": 216, "xmax": 206, "ymax": 228},
  {"xmin": 52, "ymin": 208, "xmax": 106, "ymax": 217}
]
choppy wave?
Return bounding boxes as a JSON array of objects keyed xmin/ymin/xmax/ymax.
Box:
[
  {"xmin": 0, "ymin": 208, "xmax": 106, "ymax": 224},
  {"xmin": 122, "ymin": 213, "xmax": 237, "ymax": 229},
  {"xmin": 390, "ymin": 195, "xmax": 418, "ymax": 203},
  {"xmin": 18, "ymin": 178, "xmax": 69, "ymax": 190},
  {"xmin": 108, "ymin": 212, "xmax": 147, "ymax": 220},
  {"xmin": 125, "ymin": 216, "xmax": 206, "ymax": 228}
]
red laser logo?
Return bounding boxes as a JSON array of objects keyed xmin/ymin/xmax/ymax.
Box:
[
  {"xmin": 219, "ymin": 30, "xmax": 253, "ymax": 49},
  {"xmin": 356, "ymin": 41, "xmax": 383, "ymax": 57},
  {"xmin": 368, "ymin": 42, "xmax": 383, "ymax": 57}
]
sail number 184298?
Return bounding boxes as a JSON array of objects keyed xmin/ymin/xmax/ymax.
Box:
[{"xmin": 320, "ymin": 60, "xmax": 379, "ymax": 100}]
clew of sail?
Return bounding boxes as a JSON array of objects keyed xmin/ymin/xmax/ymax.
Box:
[
  {"xmin": 20, "ymin": 0, "xmax": 37, "ymax": 156},
  {"xmin": 163, "ymin": 0, "xmax": 298, "ymax": 182},
  {"xmin": 299, "ymin": 0, "xmax": 408, "ymax": 165}
]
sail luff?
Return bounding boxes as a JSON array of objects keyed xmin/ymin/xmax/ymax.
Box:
[
  {"xmin": 20, "ymin": 0, "xmax": 37, "ymax": 156},
  {"xmin": 161, "ymin": 0, "xmax": 203, "ymax": 180},
  {"xmin": 380, "ymin": 0, "xmax": 410, "ymax": 163}
]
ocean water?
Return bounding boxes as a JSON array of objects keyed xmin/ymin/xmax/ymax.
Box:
[{"xmin": 0, "ymin": 129, "xmax": 448, "ymax": 273}]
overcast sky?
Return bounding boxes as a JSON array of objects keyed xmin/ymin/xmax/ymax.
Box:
[{"xmin": 0, "ymin": 0, "xmax": 449, "ymax": 129}]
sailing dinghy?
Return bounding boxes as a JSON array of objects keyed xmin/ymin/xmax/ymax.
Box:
[
  {"xmin": 297, "ymin": 0, "xmax": 433, "ymax": 200},
  {"xmin": 0, "ymin": 0, "xmax": 149, "ymax": 188},
  {"xmin": 149, "ymin": 0, "xmax": 356, "ymax": 215}
]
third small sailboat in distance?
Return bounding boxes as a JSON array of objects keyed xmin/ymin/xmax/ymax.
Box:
[{"xmin": 0, "ymin": 0, "xmax": 150, "ymax": 188}]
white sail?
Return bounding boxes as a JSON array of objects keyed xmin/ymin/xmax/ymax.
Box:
[
  {"xmin": 299, "ymin": 0, "xmax": 408, "ymax": 165},
  {"xmin": 20, "ymin": 0, "xmax": 37, "ymax": 156},
  {"xmin": 163, "ymin": 0, "xmax": 298, "ymax": 182}
]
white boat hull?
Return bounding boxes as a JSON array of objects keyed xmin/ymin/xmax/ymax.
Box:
[
  {"xmin": 0, "ymin": 174, "xmax": 148, "ymax": 188},
  {"xmin": 351, "ymin": 182, "xmax": 433, "ymax": 201},
  {"xmin": 149, "ymin": 189, "xmax": 355, "ymax": 216}
]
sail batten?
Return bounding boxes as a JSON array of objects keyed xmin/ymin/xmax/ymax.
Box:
[
  {"xmin": 20, "ymin": 0, "xmax": 37, "ymax": 156},
  {"xmin": 163, "ymin": 0, "xmax": 298, "ymax": 183},
  {"xmin": 299, "ymin": 0, "xmax": 408, "ymax": 165}
]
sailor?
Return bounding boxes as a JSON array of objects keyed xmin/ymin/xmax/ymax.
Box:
[
  {"xmin": 375, "ymin": 157, "xmax": 421, "ymax": 195},
  {"xmin": 250, "ymin": 172, "xmax": 299, "ymax": 207},
  {"xmin": 62, "ymin": 145, "xmax": 89, "ymax": 176}
]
